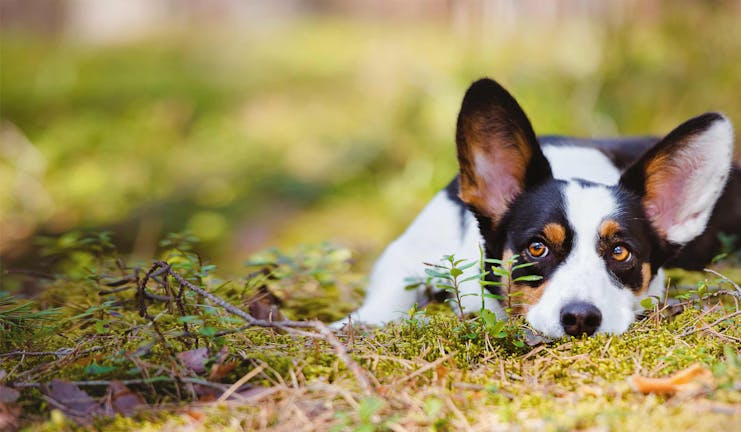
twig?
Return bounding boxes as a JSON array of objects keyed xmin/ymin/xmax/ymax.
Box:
[
  {"xmin": 216, "ymin": 364, "xmax": 267, "ymax": 402},
  {"xmin": 151, "ymin": 261, "xmax": 315, "ymax": 329},
  {"xmin": 679, "ymin": 309, "xmax": 741, "ymax": 337},
  {"xmin": 168, "ymin": 325, "xmax": 252, "ymax": 339},
  {"xmin": 704, "ymin": 268, "xmax": 741, "ymax": 294},
  {"xmin": 0, "ymin": 347, "xmax": 102, "ymax": 358},
  {"xmin": 14, "ymin": 376, "xmax": 230, "ymax": 391},
  {"xmin": 141, "ymin": 261, "xmax": 374, "ymax": 396},
  {"xmin": 3, "ymin": 269, "xmax": 56, "ymax": 280}
]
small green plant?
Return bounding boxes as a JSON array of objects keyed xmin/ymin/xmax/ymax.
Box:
[
  {"xmin": 415, "ymin": 248, "xmax": 541, "ymax": 347},
  {"xmin": 35, "ymin": 230, "xmax": 117, "ymax": 279},
  {"xmin": 481, "ymin": 254, "xmax": 542, "ymax": 313},
  {"xmin": 331, "ymin": 396, "xmax": 395, "ymax": 432},
  {"xmin": 422, "ymin": 254, "xmax": 479, "ymax": 322},
  {"xmin": 404, "ymin": 302, "xmax": 426, "ymax": 326},
  {"xmin": 244, "ymin": 243, "xmax": 357, "ymax": 321}
]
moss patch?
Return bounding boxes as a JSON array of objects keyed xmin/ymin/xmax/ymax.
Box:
[{"xmin": 2, "ymin": 239, "xmax": 739, "ymax": 431}]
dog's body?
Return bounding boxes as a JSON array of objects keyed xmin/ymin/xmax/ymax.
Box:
[{"xmin": 336, "ymin": 79, "xmax": 736, "ymax": 337}]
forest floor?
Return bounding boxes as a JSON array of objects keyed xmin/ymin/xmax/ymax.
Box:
[{"xmin": 1, "ymin": 235, "xmax": 739, "ymax": 431}]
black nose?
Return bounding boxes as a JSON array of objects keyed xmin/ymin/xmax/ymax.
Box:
[{"xmin": 560, "ymin": 302, "xmax": 602, "ymax": 336}]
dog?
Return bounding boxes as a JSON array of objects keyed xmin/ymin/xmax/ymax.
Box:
[{"xmin": 335, "ymin": 78, "xmax": 736, "ymax": 337}]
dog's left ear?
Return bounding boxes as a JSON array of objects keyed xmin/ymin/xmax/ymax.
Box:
[{"xmin": 620, "ymin": 113, "xmax": 734, "ymax": 245}]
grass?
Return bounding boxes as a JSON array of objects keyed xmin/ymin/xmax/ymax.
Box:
[{"xmin": 1, "ymin": 236, "xmax": 739, "ymax": 431}]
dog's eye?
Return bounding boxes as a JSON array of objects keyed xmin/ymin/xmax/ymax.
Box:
[
  {"xmin": 611, "ymin": 245, "xmax": 631, "ymax": 262},
  {"xmin": 527, "ymin": 241, "xmax": 548, "ymax": 258}
]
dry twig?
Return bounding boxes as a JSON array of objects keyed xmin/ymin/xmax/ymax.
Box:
[{"xmin": 140, "ymin": 261, "xmax": 374, "ymax": 396}]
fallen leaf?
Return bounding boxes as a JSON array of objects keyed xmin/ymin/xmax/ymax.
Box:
[
  {"xmin": 235, "ymin": 385, "xmax": 281, "ymax": 401},
  {"xmin": 0, "ymin": 401, "xmax": 21, "ymax": 431},
  {"xmin": 42, "ymin": 379, "xmax": 103, "ymax": 424},
  {"xmin": 247, "ymin": 285, "xmax": 283, "ymax": 321},
  {"xmin": 107, "ymin": 381, "xmax": 145, "ymax": 417},
  {"xmin": 629, "ymin": 363, "xmax": 715, "ymax": 395},
  {"xmin": 183, "ymin": 408, "xmax": 205, "ymax": 422},
  {"xmin": 524, "ymin": 328, "xmax": 550, "ymax": 347},
  {"xmin": 207, "ymin": 346, "xmax": 238, "ymax": 381},
  {"xmin": 208, "ymin": 361, "xmax": 239, "ymax": 381},
  {"xmin": 0, "ymin": 385, "xmax": 20, "ymax": 403},
  {"xmin": 213, "ymin": 345, "xmax": 229, "ymax": 364},
  {"xmin": 177, "ymin": 348, "xmax": 209, "ymax": 374}
]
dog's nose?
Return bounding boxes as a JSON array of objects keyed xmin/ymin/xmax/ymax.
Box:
[{"xmin": 560, "ymin": 302, "xmax": 602, "ymax": 336}]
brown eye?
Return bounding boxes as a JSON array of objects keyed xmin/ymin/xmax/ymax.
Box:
[
  {"xmin": 527, "ymin": 241, "xmax": 548, "ymax": 258},
  {"xmin": 611, "ymin": 245, "xmax": 631, "ymax": 262}
]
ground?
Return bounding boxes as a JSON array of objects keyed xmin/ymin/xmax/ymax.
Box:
[{"xmin": 1, "ymin": 238, "xmax": 739, "ymax": 431}]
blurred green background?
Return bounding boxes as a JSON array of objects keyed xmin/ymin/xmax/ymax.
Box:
[{"xmin": 1, "ymin": 0, "xmax": 740, "ymax": 280}]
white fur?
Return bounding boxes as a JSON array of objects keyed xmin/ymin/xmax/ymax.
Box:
[
  {"xmin": 660, "ymin": 117, "xmax": 733, "ymax": 244},
  {"xmin": 331, "ymin": 191, "xmax": 503, "ymax": 328},
  {"xmin": 337, "ymin": 135, "xmax": 725, "ymax": 334},
  {"xmin": 542, "ymin": 145, "xmax": 621, "ymax": 185},
  {"xmin": 334, "ymin": 145, "xmax": 642, "ymax": 330},
  {"xmin": 525, "ymin": 182, "xmax": 662, "ymax": 337}
]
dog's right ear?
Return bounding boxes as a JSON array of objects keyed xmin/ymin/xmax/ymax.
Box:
[{"xmin": 456, "ymin": 78, "xmax": 552, "ymax": 222}]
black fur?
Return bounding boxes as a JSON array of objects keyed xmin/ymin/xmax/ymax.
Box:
[
  {"xmin": 444, "ymin": 139, "xmax": 740, "ymax": 272},
  {"xmin": 504, "ymin": 180, "xmax": 573, "ymax": 288}
]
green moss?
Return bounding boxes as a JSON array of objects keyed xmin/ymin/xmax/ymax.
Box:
[{"xmin": 8, "ymin": 239, "xmax": 740, "ymax": 430}]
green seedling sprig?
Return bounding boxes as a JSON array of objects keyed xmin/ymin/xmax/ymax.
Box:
[{"xmin": 419, "ymin": 247, "xmax": 543, "ymax": 346}]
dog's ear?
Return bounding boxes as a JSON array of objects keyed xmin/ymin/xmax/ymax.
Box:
[
  {"xmin": 456, "ymin": 78, "xmax": 552, "ymax": 222},
  {"xmin": 620, "ymin": 113, "xmax": 734, "ymax": 245}
]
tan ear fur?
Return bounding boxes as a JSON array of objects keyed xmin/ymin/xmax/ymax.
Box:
[
  {"xmin": 620, "ymin": 113, "xmax": 734, "ymax": 244},
  {"xmin": 456, "ymin": 79, "xmax": 551, "ymax": 223}
]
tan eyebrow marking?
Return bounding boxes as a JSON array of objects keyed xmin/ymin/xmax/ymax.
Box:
[
  {"xmin": 543, "ymin": 223, "xmax": 566, "ymax": 246},
  {"xmin": 599, "ymin": 219, "xmax": 621, "ymax": 238}
]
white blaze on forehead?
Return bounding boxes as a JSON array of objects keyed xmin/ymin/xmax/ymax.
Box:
[
  {"xmin": 526, "ymin": 181, "xmax": 638, "ymax": 337},
  {"xmin": 542, "ymin": 146, "xmax": 621, "ymax": 185},
  {"xmin": 563, "ymin": 182, "xmax": 617, "ymax": 246}
]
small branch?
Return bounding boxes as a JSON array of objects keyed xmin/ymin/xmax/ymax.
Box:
[
  {"xmin": 679, "ymin": 309, "xmax": 741, "ymax": 337},
  {"xmin": 141, "ymin": 261, "xmax": 374, "ymax": 396},
  {"xmin": 704, "ymin": 268, "xmax": 741, "ymax": 295},
  {"xmin": 0, "ymin": 347, "xmax": 102, "ymax": 358},
  {"xmin": 3, "ymin": 269, "xmax": 56, "ymax": 280},
  {"xmin": 14, "ymin": 376, "xmax": 230, "ymax": 391}
]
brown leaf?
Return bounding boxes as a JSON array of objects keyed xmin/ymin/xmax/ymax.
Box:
[
  {"xmin": 213, "ymin": 345, "xmax": 229, "ymax": 364},
  {"xmin": 194, "ymin": 384, "xmax": 222, "ymax": 401},
  {"xmin": 0, "ymin": 385, "xmax": 20, "ymax": 403},
  {"xmin": 629, "ymin": 363, "xmax": 715, "ymax": 395},
  {"xmin": 208, "ymin": 361, "xmax": 239, "ymax": 382},
  {"xmin": 183, "ymin": 408, "xmax": 205, "ymax": 422},
  {"xmin": 235, "ymin": 385, "xmax": 281, "ymax": 401},
  {"xmin": 0, "ymin": 401, "xmax": 21, "ymax": 432},
  {"xmin": 42, "ymin": 379, "xmax": 103, "ymax": 424},
  {"xmin": 177, "ymin": 348, "xmax": 209, "ymax": 374},
  {"xmin": 108, "ymin": 381, "xmax": 145, "ymax": 417},
  {"xmin": 247, "ymin": 285, "xmax": 283, "ymax": 321},
  {"xmin": 524, "ymin": 328, "xmax": 550, "ymax": 346}
]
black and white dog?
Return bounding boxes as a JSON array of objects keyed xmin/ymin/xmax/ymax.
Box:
[{"xmin": 336, "ymin": 78, "xmax": 736, "ymax": 337}]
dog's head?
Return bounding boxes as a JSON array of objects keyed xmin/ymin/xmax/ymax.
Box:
[{"xmin": 456, "ymin": 78, "xmax": 734, "ymax": 337}]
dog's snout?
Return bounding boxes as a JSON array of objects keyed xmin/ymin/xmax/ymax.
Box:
[{"xmin": 560, "ymin": 302, "xmax": 602, "ymax": 336}]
